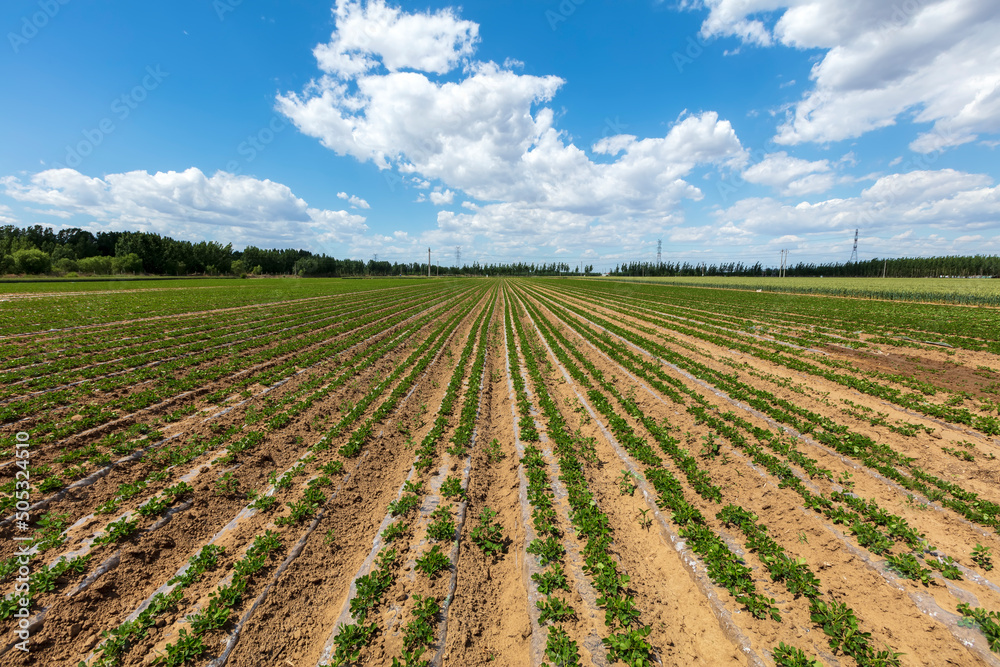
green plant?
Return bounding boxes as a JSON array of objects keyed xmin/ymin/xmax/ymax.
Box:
[
  {"xmin": 532, "ymin": 563, "xmax": 570, "ymax": 595},
  {"xmin": 151, "ymin": 628, "xmax": 207, "ymax": 666},
  {"xmin": 389, "ymin": 494, "xmax": 421, "ymax": 517},
  {"xmin": 426, "ymin": 504, "xmax": 456, "ymax": 542},
  {"xmin": 414, "ymin": 545, "xmax": 450, "ymax": 578},
  {"xmin": 321, "ymin": 460, "xmax": 345, "ymax": 476},
  {"xmin": 973, "ymin": 544, "xmax": 994, "ymax": 571},
  {"xmin": 95, "ymin": 517, "xmax": 139, "ymax": 546},
  {"xmin": 618, "ymin": 469, "xmax": 638, "ymax": 496},
  {"xmin": 925, "ymin": 555, "xmax": 962, "ymax": 580},
  {"xmin": 214, "ymin": 471, "xmax": 241, "ymax": 497},
  {"xmin": 329, "ymin": 622, "xmax": 378, "ymax": 667},
  {"xmin": 885, "ymin": 553, "xmax": 933, "ymax": 586},
  {"xmin": 637, "ymin": 508, "xmax": 652, "ymax": 530},
  {"xmin": 536, "ymin": 596, "xmax": 575, "ymax": 625},
  {"xmin": 772, "ymin": 643, "xmax": 822, "ymax": 667},
  {"xmin": 439, "ymin": 476, "xmax": 464, "ymax": 499},
  {"xmin": 485, "ymin": 438, "xmax": 505, "ymax": 463},
  {"xmin": 470, "ymin": 507, "xmax": 506, "ymax": 558},
  {"xmin": 527, "ymin": 536, "xmax": 565, "ymax": 566},
  {"xmin": 543, "ymin": 626, "xmax": 581, "ymax": 667},
  {"xmin": 382, "ymin": 522, "xmax": 409, "ymax": 543},
  {"xmin": 250, "ymin": 495, "xmax": 277, "ymax": 512},
  {"xmin": 402, "ymin": 595, "xmax": 440, "ymax": 649},
  {"xmin": 602, "ymin": 626, "xmax": 653, "ymax": 666},
  {"xmin": 700, "ymin": 432, "xmax": 721, "ymax": 458}
]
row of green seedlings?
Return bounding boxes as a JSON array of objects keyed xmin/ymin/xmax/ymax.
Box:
[
  {"xmin": 517, "ymin": 291, "xmax": 780, "ymax": 621},
  {"xmin": 391, "ymin": 290, "xmax": 497, "ymax": 666},
  {"xmin": 73, "ymin": 307, "xmax": 466, "ymax": 667},
  {"xmin": 0, "ymin": 283, "xmax": 358, "ymax": 370},
  {"xmin": 533, "ymin": 291, "xmax": 931, "ymax": 561},
  {"xmin": 717, "ymin": 505, "xmax": 901, "ymax": 666},
  {"xmin": 0, "ymin": 478, "xmax": 197, "ymax": 621},
  {"xmin": 558, "ymin": 278, "xmax": 995, "ymax": 356},
  {"xmin": 558, "ymin": 282, "xmax": 1000, "ymax": 434},
  {"xmin": 527, "ymin": 287, "xmax": 1000, "ymax": 656},
  {"xmin": 568, "ymin": 283, "xmax": 948, "ymax": 399},
  {"xmin": 329, "ymin": 286, "xmax": 489, "ymax": 459},
  {"xmin": 530, "ymin": 289, "xmax": 990, "ymax": 592},
  {"xmin": 226, "ymin": 284, "xmax": 464, "ymax": 393},
  {"xmin": 531, "ymin": 285, "xmax": 1000, "ymax": 534},
  {"xmin": 325, "ymin": 292, "xmax": 495, "ymax": 667},
  {"xmin": 509, "ymin": 292, "xmax": 656, "ymax": 666},
  {"xmin": 0, "ymin": 290, "xmax": 481, "ymax": 637},
  {"xmin": 540, "ymin": 282, "xmax": 975, "ymax": 426},
  {"xmin": 9, "ymin": 280, "xmax": 436, "ymax": 394},
  {"xmin": 242, "ymin": 288, "xmax": 457, "ymax": 437},
  {"xmin": 248, "ymin": 287, "xmax": 488, "ymax": 540},
  {"xmin": 613, "ymin": 341, "xmax": 1000, "ymax": 654},
  {"xmin": 503, "ymin": 299, "xmax": 582, "ymax": 665},
  {"xmin": 0, "ymin": 286, "xmax": 469, "ymax": 520},
  {"xmin": 81, "ymin": 542, "xmax": 228, "ymax": 667},
  {"xmin": 4, "ymin": 283, "xmax": 450, "ymax": 450},
  {"xmin": 0, "ymin": 428, "xmax": 256, "ymax": 603},
  {"xmin": 74, "ymin": 286, "xmax": 456, "ymax": 501},
  {"xmin": 516, "ymin": 287, "xmax": 906, "ymax": 665},
  {"xmin": 0, "ymin": 284, "xmax": 364, "ymax": 394},
  {"xmin": 128, "ymin": 530, "xmax": 283, "ymax": 667}
]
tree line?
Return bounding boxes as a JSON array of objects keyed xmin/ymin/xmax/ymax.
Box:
[
  {"xmin": 3, "ymin": 223, "xmax": 996, "ymax": 279},
  {"xmin": 610, "ymin": 257, "xmax": 1000, "ymax": 279}
]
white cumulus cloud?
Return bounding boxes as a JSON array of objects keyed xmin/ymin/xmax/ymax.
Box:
[
  {"xmin": 277, "ymin": 0, "xmax": 748, "ymax": 246},
  {"xmin": 1, "ymin": 168, "xmax": 368, "ymax": 249},
  {"xmin": 694, "ymin": 0, "xmax": 1000, "ymax": 152},
  {"xmin": 741, "ymin": 151, "xmax": 834, "ymax": 196}
]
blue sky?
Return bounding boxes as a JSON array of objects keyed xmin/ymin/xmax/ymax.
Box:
[{"xmin": 2, "ymin": 0, "xmax": 999, "ymax": 270}]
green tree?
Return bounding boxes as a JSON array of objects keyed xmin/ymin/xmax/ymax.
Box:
[{"xmin": 12, "ymin": 248, "xmax": 52, "ymax": 274}]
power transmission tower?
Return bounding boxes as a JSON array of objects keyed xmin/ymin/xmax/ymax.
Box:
[
  {"xmin": 456, "ymin": 246, "xmax": 461, "ymax": 268},
  {"xmin": 428, "ymin": 248, "xmax": 431, "ymax": 278},
  {"xmin": 780, "ymin": 249, "xmax": 789, "ymax": 277},
  {"xmin": 849, "ymin": 228, "xmax": 859, "ymax": 263},
  {"xmin": 656, "ymin": 239, "xmax": 662, "ymax": 266}
]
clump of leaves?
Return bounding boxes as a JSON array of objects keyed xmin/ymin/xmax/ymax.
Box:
[
  {"xmin": 485, "ymin": 438, "xmax": 505, "ymax": 463},
  {"xmin": 389, "ymin": 494, "xmax": 421, "ymax": 517},
  {"xmin": 618, "ymin": 470, "xmax": 638, "ymax": 496},
  {"xmin": 214, "ymin": 471, "xmax": 241, "ymax": 497},
  {"xmin": 439, "ymin": 476, "xmax": 464, "ymax": 499},
  {"xmin": 925, "ymin": 555, "xmax": 962, "ymax": 580},
  {"xmin": 532, "ymin": 563, "xmax": 569, "ymax": 595},
  {"xmin": 885, "ymin": 553, "xmax": 934, "ymax": 586},
  {"xmin": 773, "ymin": 643, "xmax": 822, "ymax": 667},
  {"xmin": 426, "ymin": 504, "xmax": 456, "ymax": 542},
  {"xmin": 329, "ymin": 622, "xmax": 378, "ymax": 667},
  {"xmin": 536, "ymin": 595, "xmax": 575, "ymax": 625},
  {"xmin": 470, "ymin": 507, "xmax": 506, "ymax": 558},
  {"xmin": 527, "ymin": 536, "xmax": 564, "ymax": 566},
  {"xmin": 382, "ymin": 522, "xmax": 409, "ymax": 544},
  {"xmin": 414, "ymin": 545, "xmax": 450, "ymax": 579},
  {"xmin": 973, "ymin": 544, "xmax": 994, "ymax": 571},
  {"xmin": 544, "ymin": 626, "xmax": 581, "ymax": 667}
]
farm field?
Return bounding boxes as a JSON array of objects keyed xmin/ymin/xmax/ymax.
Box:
[
  {"xmin": 2, "ymin": 277, "xmax": 1000, "ymax": 666},
  {"xmin": 601, "ymin": 275, "xmax": 1000, "ymax": 306}
]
